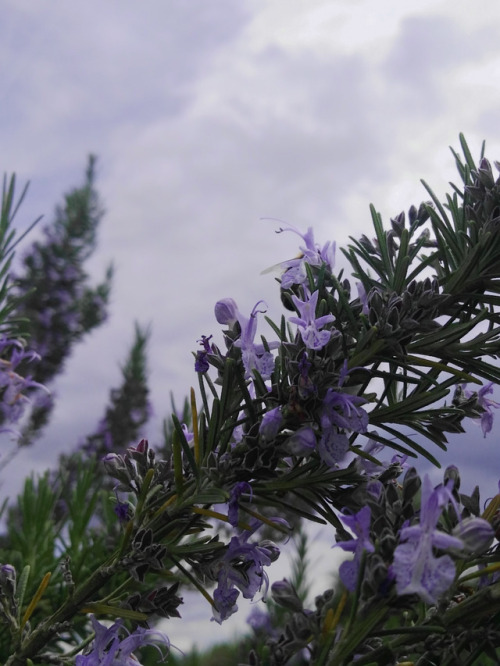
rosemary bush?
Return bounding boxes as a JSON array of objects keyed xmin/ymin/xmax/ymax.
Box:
[{"xmin": 0, "ymin": 135, "xmax": 499, "ymax": 665}]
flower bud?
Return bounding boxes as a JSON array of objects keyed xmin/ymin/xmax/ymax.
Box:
[
  {"xmin": 214, "ymin": 298, "xmax": 239, "ymax": 325},
  {"xmin": 259, "ymin": 407, "xmax": 283, "ymax": 443},
  {"xmin": 402, "ymin": 467, "xmax": 421, "ymax": 505},
  {"xmin": 102, "ymin": 453, "xmax": 126, "ymax": 477},
  {"xmin": 444, "ymin": 465, "xmax": 460, "ymax": 492},
  {"xmin": 259, "ymin": 540, "xmax": 280, "ymax": 562},
  {"xmin": 0, "ymin": 564, "xmax": 16, "ymax": 586},
  {"xmin": 271, "ymin": 579, "xmax": 303, "ymax": 612},
  {"xmin": 366, "ymin": 480, "xmax": 383, "ymax": 500},
  {"xmin": 284, "ymin": 426, "xmax": 316, "ymax": 456},
  {"xmin": 290, "ymin": 610, "xmax": 314, "ymax": 640},
  {"xmin": 0, "ymin": 564, "xmax": 17, "ymax": 598},
  {"xmin": 452, "ymin": 517, "xmax": 494, "ymax": 554},
  {"xmin": 247, "ymin": 606, "xmax": 273, "ymax": 633}
]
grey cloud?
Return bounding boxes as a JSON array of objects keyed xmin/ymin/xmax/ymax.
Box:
[
  {"xmin": 1, "ymin": 1, "xmax": 251, "ymax": 170},
  {"xmin": 381, "ymin": 14, "xmax": 496, "ymax": 114}
]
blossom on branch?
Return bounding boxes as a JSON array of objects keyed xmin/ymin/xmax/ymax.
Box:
[
  {"xmin": 317, "ymin": 387, "xmax": 369, "ymax": 466},
  {"xmin": 232, "ymin": 301, "xmax": 278, "ymax": 379},
  {"xmin": 212, "ymin": 524, "xmax": 279, "ymax": 624},
  {"xmin": 275, "ymin": 224, "xmax": 336, "ymax": 289},
  {"xmin": 336, "ymin": 505, "xmax": 374, "ymax": 591},
  {"xmin": 392, "ymin": 476, "xmax": 463, "ymax": 604},
  {"xmin": 76, "ymin": 615, "xmax": 169, "ymax": 666},
  {"xmin": 462, "ymin": 381, "xmax": 500, "ymax": 437},
  {"xmin": 0, "ymin": 338, "xmax": 49, "ymax": 434},
  {"xmin": 289, "ymin": 290, "xmax": 335, "ymax": 350}
]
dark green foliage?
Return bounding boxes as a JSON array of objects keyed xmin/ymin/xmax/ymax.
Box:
[
  {"xmin": 0, "ymin": 174, "xmax": 42, "ymax": 339},
  {"xmin": 82, "ymin": 322, "xmax": 152, "ymax": 457}
]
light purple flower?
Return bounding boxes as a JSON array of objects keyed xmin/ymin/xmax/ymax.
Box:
[
  {"xmin": 212, "ymin": 525, "xmax": 279, "ymax": 624},
  {"xmin": 289, "ymin": 290, "xmax": 335, "ymax": 350},
  {"xmin": 318, "ymin": 419, "xmax": 350, "ymax": 466},
  {"xmin": 462, "ymin": 381, "xmax": 500, "ymax": 437},
  {"xmin": 0, "ymin": 338, "xmax": 49, "ymax": 428},
  {"xmin": 259, "ymin": 407, "xmax": 283, "ymax": 442},
  {"xmin": 181, "ymin": 423, "xmax": 194, "ymax": 444},
  {"xmin": 214, "ymin": 298, "xmax": 239, "ymax": 325},
  {"xmin": 213, "ymin": 584, "xmax": 239, "ymax": 623},
  {"xmin": 356, "ymin": 438, "xmax": 385, "ymax": 475},
  {"xmin": 356, "ymin": 282, "xmax": 370, "ymax": 315},
  {"xmin": 476, "ymin": 382, "xmax": 500, "ymax": 437},
  {"xmin": 233, "ymin": 301, "xmax": 278, "ymax": 380},
  {"xmin": 247, "ymin": 605, "xmax": 274, "ymax": 634},
  {"xmin": 336, "ymin": 506, "xmax": 374, "ymax": 591},
  {"xmin": 316, "ymin": 388, "xmax": 369, "ymax": 467},
  {"xmin": 392, "ymin": 475, "xmax": 464, "ymax": 604},
  {"xmin": 275, "ymin": 224, "xmax": 336, "ymax": 289},
  {"xmin": 451, "ymin": 517, "xmax": 494, "ymax": 554},
  {"xmin": 75, "ymin": 615, "xmax": 169, "ymax": 665},
  {"xmin": 322, "ymin": 388, "xmax": 369, "ymax": 433},
  {"xmin": 284, "ymin": 426, "xmax": 316, "ymax": 456},
  {"xmin": 228, "ymin": 481, "xmax": 252, "ymax": 527}
]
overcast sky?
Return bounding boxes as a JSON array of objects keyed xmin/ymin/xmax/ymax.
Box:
[{"xmin": 2, "ymin": 0, "xmax": 500, "ymax": 650}]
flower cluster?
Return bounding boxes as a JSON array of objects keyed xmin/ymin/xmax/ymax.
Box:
[
  {"xmin": 0, "ymin": 337, "xmax": 48, "ymax": 437},
  {"xmin": 211, "ymin": 523, "xmax": 279, "ymax": 623},
  {"xmin": 76, "ymin": 615, "xmax": 169, "ymax": 666}
]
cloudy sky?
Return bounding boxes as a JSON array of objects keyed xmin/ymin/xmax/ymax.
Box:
[{"xmin": 2, "ymin": 0, "xmax": 500, "ymax": 650}]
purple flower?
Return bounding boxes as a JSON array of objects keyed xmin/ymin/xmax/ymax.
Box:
[
  {"xmin": 297, "ymin": 351, "xmax": 315, "ymax": 397},
  {"xmin": 476, "ymin": 382, "xmax": 499, "ymax": 437},
  {"xmin": 194, "ymin": 335, "xmax": 213, "ymax": 373},
  {"xmin": 462, "ymin": 381, "xmax": 500, "ymax": 437},
  {"xmin": 275, "ymin": 224, "xmax": 336, "ymax": 289},
  {"xmin": 356, "ymin": 438, "xmax": 408, "ymax": 477},
  {"xmin": 392, "ymin": 476, "xmax": 464, "ymax": 604},
  {"xmin": 247, "ymin": 605, "xmax": 274, "ymax": 634},
  {"xmin": 284, "ymin": 426, "xmax": 316, "ymax": 456},
  {"xmin": 0, "ymin": 564, "xmax": 16, "ymax": 597},
  {"xmin": 113, "ymin": 490, "xmax": 131, "ymax": 524},
  {"xmin": 214, "ymin": 298, "xmax": 239, "ymax": 325},
  {"xmin": 0, "ymin": 338, "xmax": 49, "ymax": 429},
  {"xmin": 259, "ymin": 407, "xmax": 283, "ymax": 442},
  {"xmin": 212, "ymin": 526, "xmax": 279, "ymax": 624},
  {"xmin": 233, "ymin": 301, "xmax": 278, "ymax": 380},
  {"xmin": 356, "ymin": 438, "xmax": 385, "ymax": 475},
  {"xmin": 213, "ymin": 584, "xmax": 239, "ymax": 623},
  {"xmin": 289, "ymin": 290, "xmax": 335, "ymax": 350},
  {"xmin": 322, "ymin": 388, "xmax": 369, "ymax": 433},
  {"xmin": 336, "ymin": 506, "xmax": 374, "ymax": 591},
  {"xmin": 228, "ymin": 481, "xmax": 252, "ymax": 527},
  {"xmin": 318, "ymin": 420, "xmax": 350, "ymax": 466},
  {"xmin": 181, "ymin": 423, "xmax": 194, "ymax": 444},
  {"xmin": 451, "ymin": 517, "xmax": 494, "ymax": 554},
  {"xmin": 75, "ymin": 615, "xmax": 169, "ymax": 665},
  {"xmin": 316, "ymin": 388, "xmax": 369, "ymax": 467},
  {"xmin": 356, "ymin": 282, "xmax": 369, "ymax": 315}
]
